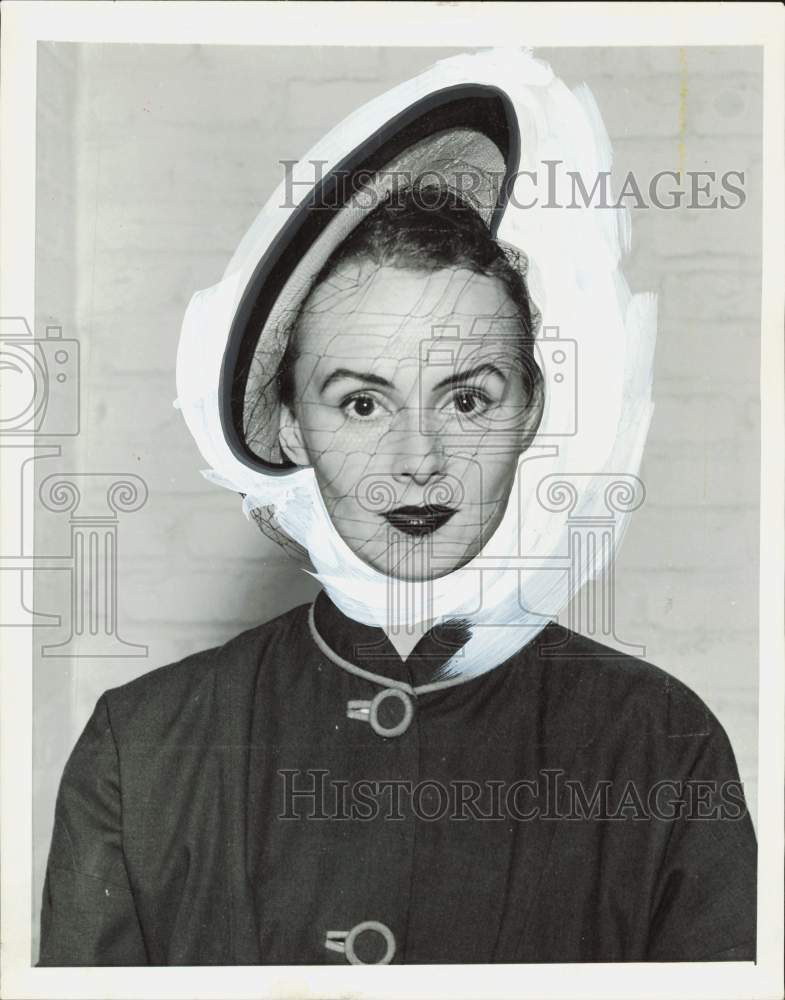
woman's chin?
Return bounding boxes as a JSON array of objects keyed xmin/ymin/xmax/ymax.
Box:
[{"xmin": 355, "ymin": 537, "xmax": 478, "ymax": 582}]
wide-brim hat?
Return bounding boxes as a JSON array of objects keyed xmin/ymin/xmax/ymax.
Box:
[
  {"xmin": 178, "ymin": 50, "xmax": 553, "ymax": 476},
  {"xmin": 239, "ymin": 123, "xmax": 519, "ymax": 469}
]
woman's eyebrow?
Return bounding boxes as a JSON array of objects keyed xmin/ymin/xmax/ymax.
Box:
[
  {"xmin": 319, "ymin": 368, "xmax": 394, "ymax": 393},
  {"xmin": 432, "ymin": 363, "xmax": 507, "ymax": 392}
]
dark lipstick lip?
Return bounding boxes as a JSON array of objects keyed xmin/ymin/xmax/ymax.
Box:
[{"xmin": 382, "ymin": 504, "xmax": 457, "ymax": 537}]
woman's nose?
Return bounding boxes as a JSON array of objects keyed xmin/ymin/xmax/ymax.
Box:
[{"xmin": 389, "ymin": 408, "xmax": 446, "ymax": 484}]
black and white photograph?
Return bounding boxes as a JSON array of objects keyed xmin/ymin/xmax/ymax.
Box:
[{"xmin": 1, "ymin": 3, "xmax": 783, "ymax": 998}]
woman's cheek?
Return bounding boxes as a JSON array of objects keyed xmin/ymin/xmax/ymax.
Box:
[
  {"xmin": 316, "ymin": 450, "xmax": 388, "ymax": 517},
  {"xmin": 296, "ymin": 401, "xmax": 344, "ymax": 441},
  {"xmin": 298, "ymin": 406, "xmax": 377, "ymax": 462},
  {"xmin": 318, "ymin": 412, "xmax": 392, "ymax": 461}
]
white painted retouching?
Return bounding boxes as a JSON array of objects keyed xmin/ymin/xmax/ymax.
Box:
[{"xmin": 175, "ymin": 47, "xmax": 657, "ymax": 680}]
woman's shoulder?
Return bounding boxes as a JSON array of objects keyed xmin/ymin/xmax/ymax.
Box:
[
  {"xmin": 529, "ymin": 622, "xmax": 725, "ymax": 745},
  {"xmin": 99, "ymin": 601, "xmax": 312, "ymax": 739}
]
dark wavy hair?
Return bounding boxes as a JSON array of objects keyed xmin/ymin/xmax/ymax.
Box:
[{"xmin": 276, "ymin": 185, "xmax": 542, "ymax": 410}]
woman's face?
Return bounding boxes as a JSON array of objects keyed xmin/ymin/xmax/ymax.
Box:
[{"xmin": 279, "ymin": 261, "xmax": 543, "ymax": 581}]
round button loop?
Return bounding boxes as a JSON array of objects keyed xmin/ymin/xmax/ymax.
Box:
[
  {"xmin": 368, "ymin": 688, "xmax": 414, "ymax": 738},
  {"xmin": 345, "ymin": 921, "xmax": 396, "ymax": 965}
]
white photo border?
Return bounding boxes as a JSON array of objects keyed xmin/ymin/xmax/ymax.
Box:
[{"xmin": 1, "ymin": 2, "xmax": 782, "ymax": 998}]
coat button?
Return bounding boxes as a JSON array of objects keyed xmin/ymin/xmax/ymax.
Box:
[
  {"xmin": 325, "ymin": 920, "xmax": 396, "ymax": 964},
  {"xmin": 346, "ymin": 688, "xmax": 414, "ymax": 738}
]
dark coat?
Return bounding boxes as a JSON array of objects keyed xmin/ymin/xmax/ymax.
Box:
[{"xmin": 39, "ymin": 592, "xmax": 757, "ymax": 966}]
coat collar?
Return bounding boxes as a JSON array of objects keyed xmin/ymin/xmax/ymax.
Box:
[{"xmin": 309, "ymin": 590, "xmax": 473, "ymax": 692}]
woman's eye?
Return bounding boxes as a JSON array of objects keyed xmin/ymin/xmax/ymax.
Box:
[
  {"xmin": 448, "ymin": 389, "xmax": 491, "ymax": 415},
  {"xmin": 342, "ymin": 394, "xmax": 384, "ymax": 420}
]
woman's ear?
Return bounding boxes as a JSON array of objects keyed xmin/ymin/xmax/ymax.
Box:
[{"xmin": 278, "ymin": 403, "xmax": 310, "ymax": 466}]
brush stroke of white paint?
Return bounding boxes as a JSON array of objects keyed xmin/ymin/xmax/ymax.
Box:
[{"xmin": 174, "ymin": 47, "xmax": 657, "ymax": 681}]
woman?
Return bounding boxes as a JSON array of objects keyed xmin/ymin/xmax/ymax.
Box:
[{"xmin": 39, "ymin": 48, "xmax": 756, "ymax": 966}]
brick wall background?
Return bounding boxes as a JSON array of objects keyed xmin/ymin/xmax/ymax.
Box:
[{"xmin": 31, "ymin": 43, "xmax": 762, "ymax": 960}]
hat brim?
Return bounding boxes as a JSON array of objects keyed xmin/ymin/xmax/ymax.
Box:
[{"xmin": 220, "ymin": 84, "xmax": 521, "ymax": 471}]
